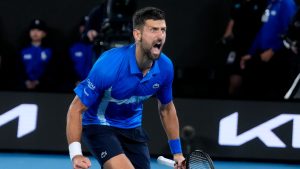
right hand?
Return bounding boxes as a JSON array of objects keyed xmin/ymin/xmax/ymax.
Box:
[
  {"xmin": 87, "ymin": 30, "xmax": 98, "ymax": 42},
  {"xmin": 174, "ymin": 154, "xmax": 186, "ymax": 169},
  {"xmin": 260, "ymin": 49, "xmax": 274, "ymax": 62},
  {"xmin": 240, "ymin": 54, "xmax": 252, "ymax": 70},
  {"xmin": 72, "ymin": 155, "xmax": 91, "ymax": 169}
]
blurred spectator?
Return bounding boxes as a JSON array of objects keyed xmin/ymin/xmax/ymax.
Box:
[
  {"xmin": 283, "ymin": 8, "xmax": 300, "ymax": 56},
  {"xmin": 20, "ymin": 19, "xmax": 53, "ymax": 91},
  {"xmin": 240, "ymin": 0, "xmax": 297, "ymax": 100},
  {"xmin": 281, "ymin": 8, "xmax": 300, "ymax": 97},
  {"xmin": 83, "ymin": 0, "xmax": 137, "ymax": 57},
  {"xmin": 69, "ymin": 16, "xmax": 94, "ymax": 84},
  {"xmin": 222, "ymin": 0, "xmax": 267, "ymax": 98}
]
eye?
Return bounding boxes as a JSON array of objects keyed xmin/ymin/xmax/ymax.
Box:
[{"xmin": 150, "ymin": 28, "xmax": 158, "ymax": 33}]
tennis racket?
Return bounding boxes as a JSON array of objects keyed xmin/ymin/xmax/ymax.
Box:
[{"xmin": 157, "ymin": 150, "xmax": 215, "ymax": 169}]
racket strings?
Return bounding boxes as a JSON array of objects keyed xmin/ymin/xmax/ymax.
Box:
[{"xmin": 188, "ymin": 151, "xmax": 212, "ymax": 169}]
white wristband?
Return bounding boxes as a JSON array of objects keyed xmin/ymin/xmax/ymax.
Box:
[{"xmin": 69, "ymin": 142, "xmax": 83, "ymax": 161}]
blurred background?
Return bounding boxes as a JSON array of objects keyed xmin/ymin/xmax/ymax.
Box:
[{"xmin": 1, "ymin": 0, "xmax": 300, "ymax": 168}]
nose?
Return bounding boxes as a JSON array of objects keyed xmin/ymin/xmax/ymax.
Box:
[{"xmin": 156, "ymin": 30, "xmax": 165, "ymax": 39}]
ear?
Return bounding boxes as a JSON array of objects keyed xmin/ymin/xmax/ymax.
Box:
[{"xmin": 133, "ymin": 29, "xmax": 141, "ymax": 42}]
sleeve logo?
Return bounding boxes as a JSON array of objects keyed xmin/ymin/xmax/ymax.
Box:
[{"xmin": 87, "ymin": 79, "xmax": 96, "ymax": 90}]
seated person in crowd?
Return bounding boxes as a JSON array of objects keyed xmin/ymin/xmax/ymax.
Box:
[{"xmin": 21, "ymin": 19, "xmax": 52, "ymax": 91}]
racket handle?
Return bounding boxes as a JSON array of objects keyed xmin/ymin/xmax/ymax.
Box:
[{"xmin": 157, "ymin": 156, "xmax": 175, "ymax": 167}]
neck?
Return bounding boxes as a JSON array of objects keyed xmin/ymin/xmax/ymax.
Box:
[
  {"xmin": 31, "ymin": 41, "xmax": 42, "ymax": 47},
  {"xmin": 136, "ymin": 44, "xmax": 153, "ymax": 76}
]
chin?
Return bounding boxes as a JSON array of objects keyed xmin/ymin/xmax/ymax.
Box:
[{"xmin": 150, "ymin": 53, "xmax": 161, "ymax": 60}]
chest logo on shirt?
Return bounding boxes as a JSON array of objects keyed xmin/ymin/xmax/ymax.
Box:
[
  {"xmin": 152, "ymin": 83, "xmax": 160, "ymax": 89},
  {"xmin": 41, "ymin": 51, "xmax": 48, "ymax": 61},
  {"xmin": 101, "ymin": 151, "xmax": 107, "ymax": 158},
  {"xmin": 23, "ymin": 54, "xmax": 32, "ymax": 60},
  {"xmin": 270, "ymin": 10, "xmax": 276, "ymax": 16},
  {"xmin": 75, "ymin": 52, "xmax": 83, "ymax": 57}
]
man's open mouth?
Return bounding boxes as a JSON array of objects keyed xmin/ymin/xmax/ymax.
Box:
[{"xmin": 153, "ymin": 43, "xmax": 162, "ymax": 49}]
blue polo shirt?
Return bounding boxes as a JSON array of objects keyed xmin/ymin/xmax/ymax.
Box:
[
  {"xmin": 21, "ymin": 45, "xmax": 52, "ymax": 80},
  {"xmin": 248, "ymin": 0, "xmax": 296, "ymax": 55},
  {"xmin": 74, "ymin": 44, "xmax": 174, "ymax": 128}
]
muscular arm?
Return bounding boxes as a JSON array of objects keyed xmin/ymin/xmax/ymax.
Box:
[
  {"xmin": 158, "ymin": 101, "xmax": 179, "ymax": 140},
  {"xmin": 66, "ymin": 96, "xmax": 91, "ymax": 169},
  {"xmin": 66, "ymin": 96, "xmax": 87, "ymax": 144},
  {"xmin": 158, "ymin": 100, "xmax": 185, "ymax": 168}
]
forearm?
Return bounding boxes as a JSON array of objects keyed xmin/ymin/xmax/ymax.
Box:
[
  {"xmin": 223, "ymin": 19, "xmax": 234, "ymax": 38},
  {"xmin": 159, "ymin": 101, "xmax": 180, "ymax": 140},
  {"xmin": 66, "ymin": 109, "xmax": 82, "ymax": 144},
  {"xmin": 159, "ymin": 101, "xmax": 184, "ymax": 165},
  {"xmin": 66, "ymin": 96, "xmax": 92, "ymax": 165},
  {"xmin": 66, "ymin": 96, "xmax": 86, "ymax": 144}
]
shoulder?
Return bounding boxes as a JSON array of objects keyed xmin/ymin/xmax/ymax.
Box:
[
  {"xmin": 279, "ymin": 0, "xmax": 295, "ymax": 8},
  {"xmin": 41, "ymin": 47, "xmax": 52, "ymax": 55},
  {"xmin": 279, "ymin": 0, "xmax": 297, "ymax": 16},
  {"xmin": 87, "ymin": 46, "xmax": 132, "ymax": 88},
  {"xmin": 92, "ymin": 45, "xmax": 131, "ymax": 74},
  {"xmin": 71, "ymin": 42, "xmax": 84, "ymax": 48},
  {"xmin": 70, "ymin": 43, "xmax": 85, "ymax": 51},
  {"xmin": 281, "ymin": 0, "xmax": 296, "ymax": 5},
  {"xmin": 156, "ymin": 53, "xmax": 174, "ymax": 82},
  {"xmin": 98, "ymin": 45, "xmax": 130, "ymax": 63},
  {"xmin": 44, "ymin": 47, "xmax": 52, "ymax": 52},
  {"xmin": 157, "ymin": 53, "xmax": 174, "ymax": 71},
  {"xmin": 21, "ymin": 46, "xmax": 33, "ymax": 53}
]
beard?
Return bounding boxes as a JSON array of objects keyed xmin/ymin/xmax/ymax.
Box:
[{"xmin": 140, "ymin": 39, "xmax": 163, "ymax": 61}]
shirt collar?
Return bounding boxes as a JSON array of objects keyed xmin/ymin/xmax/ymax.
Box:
[{"xmin": 129, "ymin": 44, "xmax": 140, "ymax": 74}]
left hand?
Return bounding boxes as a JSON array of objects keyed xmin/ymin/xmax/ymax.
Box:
[
  {"xmin": 25, "ymin": 80, "xmax": 39, "ymax": 90},
  {"xmin": 260, "ymin": 49, "xmax": 274, "ymax": 62},
  {"xmin": 174, "ymin": 153, "xmax": 186, "ymax": 169}
]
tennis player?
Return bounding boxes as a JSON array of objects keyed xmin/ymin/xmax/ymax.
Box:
[{"xmin": 66, "ymin": 7, "xmax": 185, "ymax": 169}]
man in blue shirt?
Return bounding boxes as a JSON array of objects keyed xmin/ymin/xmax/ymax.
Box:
[
  {"xmin": 66, "ymin": 7, "xmax": 185, "ymax": 169},
  {"xmin": 239, "ymin": 0, "xmax": 297, "ymax": 99}
]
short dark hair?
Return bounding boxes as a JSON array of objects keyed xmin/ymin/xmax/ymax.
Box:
[{"xmin": 132, "ymin": 7, "xmax": 165, "ymax": 29}]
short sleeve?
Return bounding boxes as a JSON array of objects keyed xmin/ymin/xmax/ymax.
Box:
[
  {"xmin": 74, "ymin": 78, "xmax": 101, "ymax": 108},
  {"xmin": 74, "ymin": 52, "xmax": 114, "ymax": 107}
]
